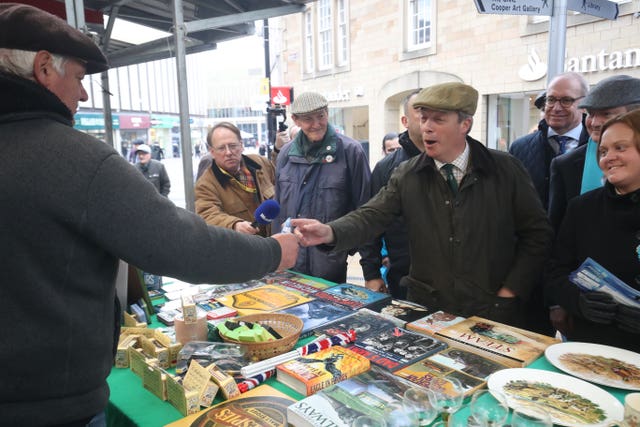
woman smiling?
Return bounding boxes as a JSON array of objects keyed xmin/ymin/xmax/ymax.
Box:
[{"xmin": 545, "ymin": 109, "xmax": 640, "ymax": 352}]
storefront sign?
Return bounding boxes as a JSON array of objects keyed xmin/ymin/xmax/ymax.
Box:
[
  {"xmin": 119, "ymin": 114, "xmax": 150, "ymax": 129},
  {"xmin": 519, "ymin": 46, "xmax": 640, "ymax": 81},
  {"xmin": 150, "ymin": 115, "xmax": 180, "ymax": 129},
  {"xmin": 74, "ymin": 112, "xmax": 119, "ymax": 130},
  {"xmin": 271, "ymin": 86, "xmax": 293, "ymax": 105}
]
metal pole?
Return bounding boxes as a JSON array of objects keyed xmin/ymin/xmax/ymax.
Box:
[
  {"xmin": 101, "ymin": 7, "xmax": 118, "ymax": 149},
  {"xmin": 264, "ymin": 19, "xmax": 275, "ymax": 156},
  {"xmin": 547, "ymin": 0, "xmax": 568, "ymax": 84},
  {"xmin": 172, "ymin": 0, "xmax": 196, "ymax": 212}
]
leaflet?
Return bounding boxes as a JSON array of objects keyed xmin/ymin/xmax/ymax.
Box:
[{"xmin": 569, "ymin": 257, "xmax": 640, "ymax": 308}]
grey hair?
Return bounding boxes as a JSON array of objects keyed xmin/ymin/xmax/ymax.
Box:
[
  {"xmin": 0, "ymin": 48, "xmax": 67, "ymax": 79},
  {"xmin": 458, "ymin": 111, "xmax": 474, "ymax": 134}
]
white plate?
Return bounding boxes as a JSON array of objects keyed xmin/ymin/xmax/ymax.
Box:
[
  {"xmin": 488, "ymin": 368, "xmax": 624, "ymax": 426},
  {"xmin": 545, "ymin": 342, "xmax": 640, "ymax": 391}
]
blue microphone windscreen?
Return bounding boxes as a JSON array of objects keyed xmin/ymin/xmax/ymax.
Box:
[{"xmin": 254, "ymin": 199, "xmax": 280, "ymax": 224}]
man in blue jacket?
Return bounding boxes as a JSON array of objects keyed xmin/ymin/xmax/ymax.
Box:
[{"xmin": 273, "ymin": 91, "xmax": 371, "ymax": 283}]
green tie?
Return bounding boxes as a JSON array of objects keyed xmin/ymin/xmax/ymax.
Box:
[{"xmin": 442, "ymin": 163, "xmax": 458, "ymax": 195}]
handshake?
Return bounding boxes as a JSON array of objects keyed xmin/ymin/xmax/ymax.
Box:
[{"xmin": 579, "ymin": 291, "xmax": 640, "ymax": 333}]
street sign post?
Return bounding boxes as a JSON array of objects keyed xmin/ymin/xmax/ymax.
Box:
[
  {"xmin": 474, "ymin": 0, "xmax": 553, "ymax": 16},
  {"xmin": 566, "ymin": 0, "xmax": 619, "ymax": 20}
]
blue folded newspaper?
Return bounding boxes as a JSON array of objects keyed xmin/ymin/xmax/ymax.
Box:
[{"xmin": 569, "ymin": 257, "xmax": 640, "ymax": 308}]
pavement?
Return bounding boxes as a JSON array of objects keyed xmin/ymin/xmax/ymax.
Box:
[{"xmin": 161, "ymin": 156, "xmax": 366, "ymax": 286}]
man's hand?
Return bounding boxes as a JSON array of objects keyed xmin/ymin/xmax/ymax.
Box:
[
  {"xmin": 549, "ymin": 306, "xmax": 573, "ymax": 336},
  {"xmin": 271, "ymin": 233, "xmax": 300, "ymax": 271},
  {"xmin": 496, "ymin": 287, "xmax": 516, "ymax": 298},
  {"xmin": 616, "ymin": 304, "xmax": 640, "ymax": 334},
  {"xmin": 579, "ymin": 291, "xmax": 617, "ymax": 324},
  {"xmin": 290, "ymin": 218, "xmax": 335, "ymax": 247},
  {"xmin": 275, "ymin": 130, "xmax": 290, "ymax": 151},
  {"xmin": 234, "ymin": 221, "xmax": 258, "ymax": 235},
  {"xmin": 365, "ymin": 278, "xmax": 387, "ymax": 293}
]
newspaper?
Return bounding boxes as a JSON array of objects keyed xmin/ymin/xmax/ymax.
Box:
[{"xmin": 569, "ymin": 257, "xmax": 640, "ymax": 308}]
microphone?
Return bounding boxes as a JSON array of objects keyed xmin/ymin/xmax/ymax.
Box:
[{"xmin": 251, "ymin": 200, "xmax": 280, "ymax": 228}]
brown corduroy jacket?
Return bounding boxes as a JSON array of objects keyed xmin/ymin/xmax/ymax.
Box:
[{"xmin": 195, "ymin": 154, "xmax": 276, "ymax": 236}]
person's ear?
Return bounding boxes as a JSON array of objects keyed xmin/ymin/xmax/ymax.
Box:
[{"xmin": 32, "ymin": 50, "xmax": 56, "ymax": 86}]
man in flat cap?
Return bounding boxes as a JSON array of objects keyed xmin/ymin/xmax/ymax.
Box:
[
  {"xmin": 272, "ymin": 91, "xmax": 371, "ymax": 283},
  {"xmin": 0, "ymin": 4, "xmax": 299, "ymax": 426},
  {"xmin": 291, "ymin": 82, "xmax": 552, "ymax": 329},
  {"xmin": 548, "ymin": 74, "xmax": 640, "ymax": 231}
]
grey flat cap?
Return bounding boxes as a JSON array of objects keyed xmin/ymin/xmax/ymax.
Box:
[
  {"xmin": 291, "ymin": 92, "xmax": 328, "ymax": 115},
  {"xmin": 0, "ymin": 3, "xmax": 108, "ymax": 74},
  {"xmin": 579, "ymin": 75, "xmax": 640, "ymax": 110}
]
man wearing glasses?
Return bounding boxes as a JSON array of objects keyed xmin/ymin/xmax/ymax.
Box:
[
  {"xmin": 195, "ymin": 122, "xmax": 276, "ymax": 236},
  {"xmin": 273, "ymin": 91, "xmax": 371, "ymax": 284},
  {"xmin": 508, "ymin": 72, "xmax": 590, "ymax": 336},
  {"xmin": 509, "ymin": 72, "xmax": 590, "ymax": 211}
]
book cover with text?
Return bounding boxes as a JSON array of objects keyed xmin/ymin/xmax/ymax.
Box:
[
  {"xmin": 215, "ymin": 284, "xmax": 313, "ymax": 315},
  {"xmin": 276, "ymin": 346, "xmax": 370, "ymax": 396},
  {"xmin": 435, "ymin": 316, "xmax": 559, "ymax": 368}
]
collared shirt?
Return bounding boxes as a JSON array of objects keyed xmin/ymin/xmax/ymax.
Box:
[
  {"xmin": 434, "ymin": 141, "xmax": 470, "ymax": 185},
  {"xmin": 548, "ymin": 124, "xmax": 583, "ymax": 155}
]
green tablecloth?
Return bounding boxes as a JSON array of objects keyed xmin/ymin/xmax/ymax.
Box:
[{"xmin": 107, "ymin": 344, "xmax": 629, "ymax": 427}]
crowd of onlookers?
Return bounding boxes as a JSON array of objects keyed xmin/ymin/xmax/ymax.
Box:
[
  {"xmin": 2, "ymin": 4, "xmax": 639, "ymax": 426},
  {"xmin": 194, "ymin": 75, "xmax": 640, "ymax": 356}
]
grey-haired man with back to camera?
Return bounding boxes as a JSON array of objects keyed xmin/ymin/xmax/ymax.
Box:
[{"xmin": 0, "ymin": 4, "xmax": 298, "ymax": 426}]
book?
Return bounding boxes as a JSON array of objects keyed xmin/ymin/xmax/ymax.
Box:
[
  {"xmin": 371, "ymin": 299, "xmax": 431, "ymax": 327},
  {"xmin": 276, "ymin": 346, "xmax": 370, "ymax": 396},
  {"xmin": 394, "ymin": 346, "xmax": 509, "ymax": 397},
  {"xmin": 165, "ymin": 384, "xmax": 295, "ymax": 427},
  {"xmin": 313, "ymin": 283, "xmax": 392, "ymax": 311},
  {"xmin": 286, "ymin": 367, "xmax": 417, "ymax": 427},
  {"xmin": 278, "ymin": 299, "xmax": 353, "ymax": 338},
  {"xmin": 570, "ymin": 257, "xmax": 640, "ymax": 308},
  {"xmin": 203, "ymin": 280, "xmax": 264, "ymax": 300},
  {"xmin": 313, "ymin": 310, "xmax": 447, "ymax": 371},
  {"xmin": 215, "ymin": 284, "xmax": 313, "ymax": 316},
  {"xmin": 434, "ymin": 316, "xmax": 560, "ymax": 368},
  {"xmin": 270, "ymin": 279, "xmax": 334, "ymax": 297},
  {"xmin": 406, "ymin": 310, "xmax": 466, "ymax": 336}
]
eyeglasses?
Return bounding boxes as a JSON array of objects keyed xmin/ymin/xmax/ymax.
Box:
[
  {"xmin": 545, "ymin": 96, "xmax": 584, "ymax": 108},
  {"xmin": 385, "ymin": 147, "xmax": 400, "ymax": 154},
  {"xmin": 212, "ymin": 143, "xmax": 242, "ymax": 153}
]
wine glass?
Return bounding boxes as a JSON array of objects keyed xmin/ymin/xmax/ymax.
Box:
[
  {"xmin": 402, "ymin": 387, "xmax": 438, "ymax": 426},
  {"xmin": 511, "ymin": 405, "xmax": 553, "ymax": 427},
  {"xmin": 382, "ymin": 401, "xmax": 414, "ymax": 427},
  {"xmin": 428, "ymin": 377, "xmax": 465, "ymax": 424},
  {"xmin": 352, "ymin": 415, "xmax": 387, "ymax": 427},
  {"xmin": 469, "ymin": 389, "xmax": 509, "ymax": 426}
]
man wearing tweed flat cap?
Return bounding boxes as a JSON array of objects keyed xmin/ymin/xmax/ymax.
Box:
[
  {"xmin": 549, "ymin": 75, "xmax": 640, "ymax": 231},
  {"xmin": 292, "ymin": 82, "xmax": 552, "ymax": 330},
  {"xmin": 0, "ymin": 4, "xmax": 300, "ymax": 426},
  {"xmin": 273, "ymin": 91, "xmax": 372, "ymax": 284}
]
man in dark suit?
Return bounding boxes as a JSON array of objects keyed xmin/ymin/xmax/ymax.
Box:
[
  {"xmin": 509, "ymin": 72, "xmax": 590, "ymax": 211},
  {"xmin": 548, "ymin": 75, "xmax": 640, "ymax": 231}
]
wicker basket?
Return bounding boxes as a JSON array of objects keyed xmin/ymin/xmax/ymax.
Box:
[{"xmin": 218, "ymin": 313, "xmax": 304, "ymax": 361}]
